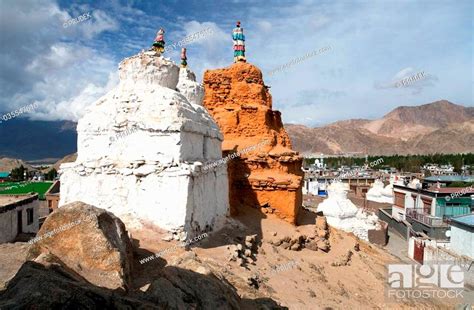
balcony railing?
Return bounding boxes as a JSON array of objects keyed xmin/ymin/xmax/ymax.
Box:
[{"xmin": 405, "ymin": 208, "xmax": 448, "ymax": 227}]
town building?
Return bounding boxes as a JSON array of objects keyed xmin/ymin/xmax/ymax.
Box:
[
  {"xmin": 423, "ymin": 175, "xmax": 474, "ymax": 186},
  {"xmin": 449, "ymin": 214, "xmax": 474, "ymax": 259},
  {"xmin": 422, "ymin": 164, "xmax": 457, "ymax": 176},
  {"xmin": 392, "ymin": 183, "xmax": 473, "ymax": 239},
  {"xmin": 45, "ymin": 180, "xmax": 60, "ymax": 213},
  {"xmin": 0, "ymin": 172, "xmax": 10, "ymax": 183},
  {"xmin": 0, "ymin": 193, "xmax": 39, "ymax": 243}
]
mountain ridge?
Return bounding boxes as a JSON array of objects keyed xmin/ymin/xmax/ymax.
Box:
[{"xmin": 286, "ymin": 100, "xmax": 474, "ymax": 155}]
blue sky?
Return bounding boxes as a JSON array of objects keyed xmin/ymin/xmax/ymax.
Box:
[{"xmin": 0, "ymin": 0, "xmax": 472, "ymax": 126}]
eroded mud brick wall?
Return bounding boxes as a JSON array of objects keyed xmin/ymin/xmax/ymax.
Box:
[{"xmin": 203, "ymin": 62, "xmax": 303, "ymax": 224}]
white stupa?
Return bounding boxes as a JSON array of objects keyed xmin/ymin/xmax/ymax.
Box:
[
  {"xmin": 59, "ymin": 51, "xmax": 229, "ymax": 237},
  {"xmin": 366, "ymin": 179, "xmax": 394, "ymax": 204},
  {"xmin": 317, "ymin": 182, "xmax": 379, "ymax": 240}
]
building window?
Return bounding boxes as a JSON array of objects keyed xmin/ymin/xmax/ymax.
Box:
[{"xmin": 26, "ymin": 208, "xmax": 34, "ymax": 225}]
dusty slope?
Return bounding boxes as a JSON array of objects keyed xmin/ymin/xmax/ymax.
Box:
[
  {"xmin": 286, "ymin": 100, "xmax": 474, "ymax": 155},
  {"xmin": 130, "ymin": 208, "xmax": 459, "ymax": 309}
]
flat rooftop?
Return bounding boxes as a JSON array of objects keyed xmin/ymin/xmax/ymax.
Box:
[
  {"xmin": 424, "ymin": 175, "xmax": 474, "ymax": 183},
  {"xmin": 0, "ymin": 193, "xmax": 38, "ymax": 209},
  {"xmin": 451, "ymin": 214, "xmax": 474, "ymax": 228}
]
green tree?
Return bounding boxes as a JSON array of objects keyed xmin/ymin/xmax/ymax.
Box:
[
  {"xmin": 45, "ymin": 168, "xmax": 57, "ymax": 180},
  {"xmin": 10, "ymin": 165, "xmax": 26, "ymax": 181}
]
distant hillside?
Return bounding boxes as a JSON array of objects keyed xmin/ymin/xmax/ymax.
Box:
[
  {"xmin": 0, "ymin": 100, "xmax": 472, "ymax": 160},
  {"xmin": 53, "ymin": 153, "xmax": 77, "ymax": 171},
  {"xmin": 0, "ymin": 118, "xmax": 77, "ymax": 160},
  {"xmin": 0, "ymin": 158, "xmax": 35, "ymax": 172},
  {"xmin": 286, "ymin": 100, "xmax": 474, "ymax": 156}
]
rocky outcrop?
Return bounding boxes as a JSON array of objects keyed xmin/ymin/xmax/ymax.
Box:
[
  {"xmin": 203, "ymin": 62, "xmax": 303, "ymax": 224},
  {"xmin": 0, "ymin": 261, "xmax": 156, "ymax": 309},
  {"xmin": 59, "ymin": 51, "xmax": 229, "ymax": 237},
  {"xmin": 27, "ymin": 202, "xmax": 133, "ymax": 291},
  {"xmin": 0, "ymin": 251, "xmax": 285, "ymax": 309},
  {"xmin": 268, "ymin": 216, "xmax": 331, "ymax": 252}
]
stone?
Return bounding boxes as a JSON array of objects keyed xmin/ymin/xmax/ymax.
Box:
[
  {"xmin": 315, "ymin": 216, "xmax": 328, "ymax": 231},
  {"xmin": 331, "ymin": 250, "xmax": 353, "ymax": 267},
  {"xmin": 245, "ymin": 234, "xmax": 257, "ymax": 244},
  {"xmin": 317, "ymin": 240, "xmax": 330, "ymax": 252},
  {"xmin": 132, "ymin": 164, "xmax": 156, "ymax": 176},
  {"xmin": 305, "ymin": 241, "xmax": 319, "ymax": 251},
  {"xmin": 280, "ymin": 242, "xmax": 291, "ymax": 250},
  {"xmin": 244, "ymin": 249, "xmax": 252, "ymax": 257},
  {"xmin": 354, "ymin": 242, "xmax": 360, "ymax": 252},
  {"xmin": 203, "ymin": 62, "xmax": 303, "ymax": 224},
  {"xmin": 246, "ymin": 274, "xmax": 260, "ymax": 289},
  {"xmin": 59, "ymin": 51, "xmax": 229, "ymax": 237},
  {"xmin": 27, "ymin": 202, "xmax": 133, "ymax": 291},
  {"xmin": 290, "ymin": 233, "xmax": 305, "ymax": 246},
  {"xmin": 290, "ymin": 243, "xmax": 300, "ymax": 251},
  {"xmin": 162, "ymin": 235, "xmax": 173, "ymax": 242},
  {"xmin": 317, "ymin": 229, "xmax": 328, "ymax": 239}
]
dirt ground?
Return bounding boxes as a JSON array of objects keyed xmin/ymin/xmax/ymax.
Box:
[{"xmin": 129, "ymin": 207, "xmax": 461, "ymax": 309}]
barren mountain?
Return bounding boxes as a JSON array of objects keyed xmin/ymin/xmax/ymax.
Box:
[
  {"xmin": 0, "ymin": 157, "xmax": 35, "ymax": 172},
  {"xmin": 286, "ymin": 100, "xmax": 474, "ymax": 155}
]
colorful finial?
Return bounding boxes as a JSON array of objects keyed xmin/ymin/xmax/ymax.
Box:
[
  {"xmin": 232, "ymin": 21, "xmax": 246, "ymax": 63},
  {"xmin": 181, "ymin": 48, "xmax": 188, "ymax": 68},
  {"xmin": 152, "ymin": 28, "xmax": 166, "ymax": 54}
]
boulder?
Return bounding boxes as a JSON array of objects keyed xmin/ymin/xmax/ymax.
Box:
[
  {"xmin": 27, "ymin": 202, "xmax": 133, "ymax": 291},
  {"xmin": 0, "ymin": 261, "xmax": 156, "ymax": 309}
]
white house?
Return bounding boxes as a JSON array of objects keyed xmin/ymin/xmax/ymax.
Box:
[
  {"xmin": 0, "ymin": 193, "xmax": 39, "ymax": 243},
  {"xmin": 449, "ymin": 214, "xmax": 474, "ymax": 259}
]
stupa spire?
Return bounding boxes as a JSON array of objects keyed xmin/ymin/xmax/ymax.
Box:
[
  {"xmin": 232, "ymin": 21, "xmax": 246, "ymax": 63},
  {"xmin": 152, "ymin": 28, "xmax": 165, "ymax": 54},
  {"xmin": 181, "ymin": 48, "xmax": 187, "ymax": 68}
]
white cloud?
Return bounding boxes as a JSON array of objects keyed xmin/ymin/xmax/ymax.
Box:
[
  {"xmin": 0, "ymin": 0, "xmax": 119, "ymax": 121},
  {"xmin": 164, "ymin": 20, "xmax": 229, "ymax": 80},
  {"xmin": 80, "ymin": 10, "xmax": 119, "ymax": 39},
  {"xmin": 374, "ymin": 67, "xmax": 438, "ymax": 94}
]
